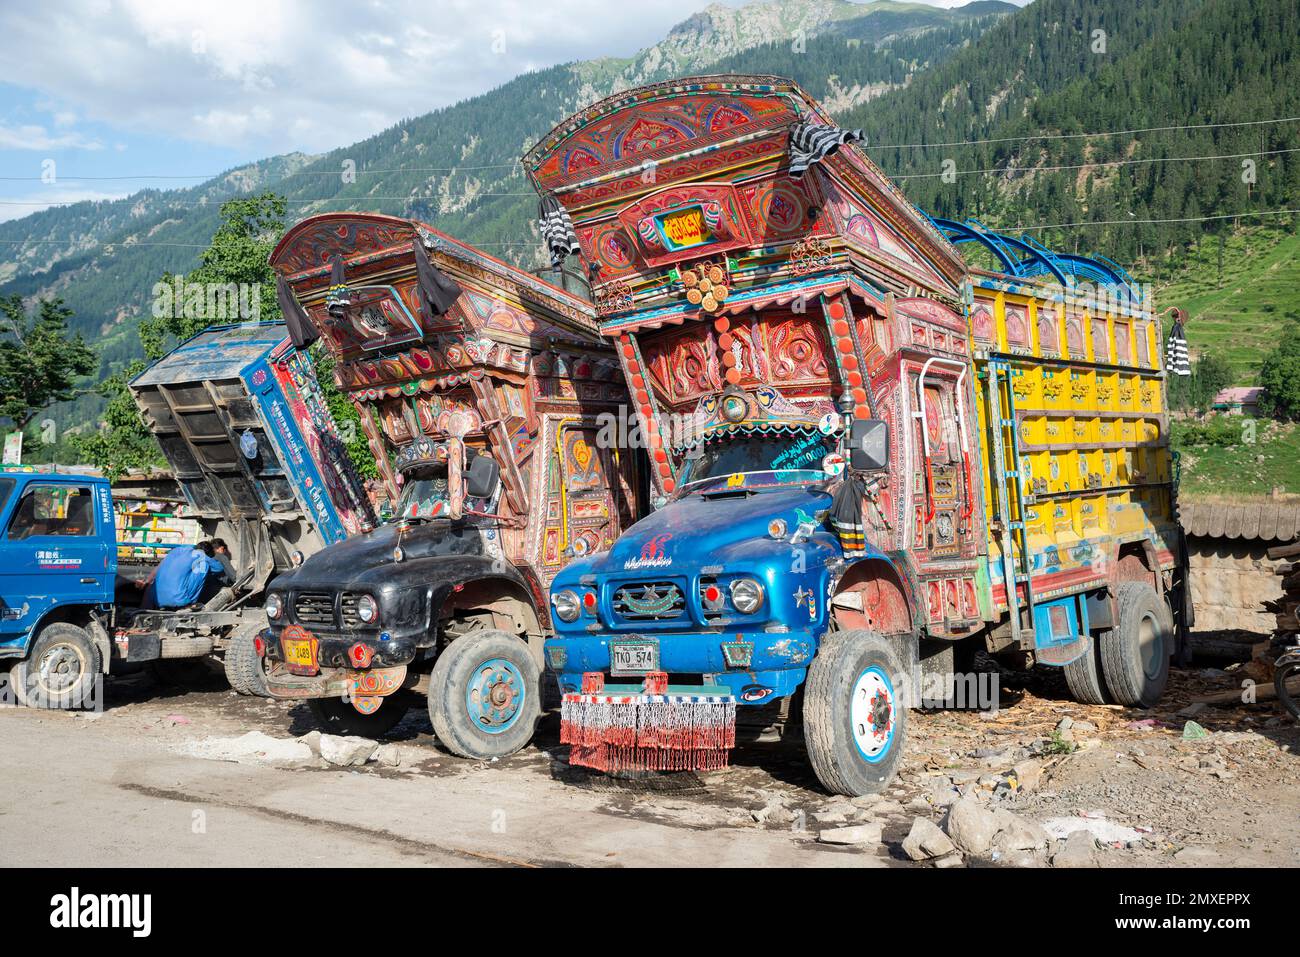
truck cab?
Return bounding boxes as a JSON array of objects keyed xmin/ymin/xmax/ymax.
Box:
[
  {"xmin": 260, "ymin": 214, "xmax": 643, "ymax": 759},
  {"xmin": 0, "ymin": 470, "xmax": 116, "ymax": 708}
]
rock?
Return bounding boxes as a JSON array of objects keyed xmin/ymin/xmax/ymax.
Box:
[
  {"xmin": 817, "ymin": 823, "xmax": 884, "ymax": 846},
  {"xmin": 1051, "ymin": 829, "xmax": 1099, "ymax": 868},
  {"xmin": 991, "ymin": 810, "xmax": 1050, "ymax": 852},
  {"xmin": 374, "ymin": 743, "xmax": 406, "ymax": 767},
  {"xmin": 906, "ymin": 796, "xmax": 932, "ymax": 813},
  {"xmin": 1043, "ymin": 815, "xmax": 1144, "ymax": 844},
  {"xmin": 752, "ymin": 801, "xmax": 794, "ymax": 826},
  {"xmin": 850, "ymin": 793, "xmax": 883, "ymax": 809},
  {"xmin": 1056, "ymin": 716, "xmax": 1074, "ymax": 732},
  {"xmin": 1073, "ymin": 720, "xmax": 1097, "ymax": 733},
  {"xmin": 977, "ymin": 774, "xmax": 1001, "ymax": 789},
  {"xmin": 871, "ymin": 799, "xmax": 906, "ymax": 816},
  {"xmin": 943, "ymin": 798, "xmax": 999, "ymax": 855},
  {"xmin": 932, "ymin": 853, "xmax": 964, "ymax": 868},
  {"xmin": 813, "ymin": 810, "xmax": 850, "ymax": 825},
  {"xmin": 299, "ymin": 730, "xmax": 322, "ymax": 756},
  {"xmin": 1177, "ymin": 702, "xmax": 1207, "ymax": 719},
  {"xmin": 926, "ymin": 779, "xmax": 960, "ymax": 807},
  {"xmin": 319, "ymin": 734, "xmax": 378, "ymax": 766},
  {"xmin": 902, "ymin": 817, "xmax": 956, "ymax": 861},
  {"xmin": 1010, "ymin": 758, "xmax": 1044, "ymax": 792}
]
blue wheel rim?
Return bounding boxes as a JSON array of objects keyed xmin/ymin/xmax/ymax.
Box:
[
  {"xmin": 466, "ymin": 657, "xmax": 525, "ymax": 734},
  {"xmin": 849, "ymin": 665, "xmax": 896, "ymax": 763}
]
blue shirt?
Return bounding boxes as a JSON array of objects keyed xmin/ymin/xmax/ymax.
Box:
[{"xmin": 154, "ymin": 546, "xmax": 225, "ymax": 608}]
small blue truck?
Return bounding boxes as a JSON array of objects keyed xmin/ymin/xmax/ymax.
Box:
[{"xmin": 1, "ymin": 323, "xmax": 372, "ymax": 708}]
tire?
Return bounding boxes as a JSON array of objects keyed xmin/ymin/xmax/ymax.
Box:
[
  {"xmin": 149, "ymin": 658, "xmax": 214, "ymax": 686},
  {"xmin": 10, "ymin": 623, "xmax": 101, "ymax": 709},
  {"xmin": 307, "ymin": 693, "xmax": 412, "ymax": 738},
  {"xmin": 427, "ymin": 629, "xmax": 541, "ymax": 760},
  {"xmin": 919, "ymin": 637, "xmax": 978, "ymax": 709},
  {"xmin": 224, "ymin": 627, "xmax": 271, "ymax": 697},
  {"xmin": 158, "ymin": 636, "xmax": 214, "ymax": 659},
  {"xmin": 802, "ymin": 630, "xmax": 908, "ymax": 797},
  {"xmin": 1277, "ymin": 661, "xmax": 1300, "ymax": 723},
  {"xmin": 1100, "ymin": 581, "xmax": 1172, "ymax": 707},
  {"xmin": 1063, "ymin": 636, "xmax": 1112, "ymax": 705}
]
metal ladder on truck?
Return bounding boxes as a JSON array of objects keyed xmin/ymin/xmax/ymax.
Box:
[{"xmin": 984, "ymin": 358, "xmax": 1036, "ymax": 648}]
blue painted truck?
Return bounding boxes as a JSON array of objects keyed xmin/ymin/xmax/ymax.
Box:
[
  {"xmin": 0, "ymin": 323, "xmax": 372, "ymax": 707},
  {"xmin": 526, "ymin": 76, "xmax": 1186, "ymax": 795}
]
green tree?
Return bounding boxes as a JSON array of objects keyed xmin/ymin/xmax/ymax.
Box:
[
  {"xmin": 0, "ymin": 296, "xmax": 96, "ymax": 434},
  {"xmin": 75, "ymin": 192, "xmax": 377, "ymax": 482},
  {"xmin": 1257, "ymin": 334, "xmax": 1300, "ymax": 420}
]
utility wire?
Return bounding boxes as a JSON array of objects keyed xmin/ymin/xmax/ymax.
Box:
[{"xmin": 3, "ymin": 116, "xmax": 1297, "ymax": 182}]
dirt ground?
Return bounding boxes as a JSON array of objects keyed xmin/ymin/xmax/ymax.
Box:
[{"xmin": 2, "ymin": 654, "xmax": 1296, "ymax": 868}]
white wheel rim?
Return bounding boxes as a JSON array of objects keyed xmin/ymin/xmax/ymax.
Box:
[{"xmin": 850, "ymin": 665, "xmax": 895, "ymax": 762}]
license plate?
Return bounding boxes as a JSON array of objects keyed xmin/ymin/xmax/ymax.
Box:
[
  {"xmin": 281, "ymin": 628, "xmax": 318, "ymax": 675},
  {"xmin": 610, "ymin": 640, "xmax": 658, "ymax": 676}
]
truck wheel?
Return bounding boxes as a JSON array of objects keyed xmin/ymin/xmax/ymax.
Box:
[
  {"xmin": 11, "ymin": 623, "xmax": 101, "ymax": 709},
  {"xmin": 802, "ymin": 630, "xmax": 908, "ymax": 797},
  {"xmin": 427, "ymin": 629, "xmax": 541, "ymax": 760},
  {"xmin": 1100, "ymin": 581, "xmax": 1172, "ymax": 707},
  {"xmin": 224, "ymin": 627, "xmax": 270, "ymax": 697},
  {"xmin": 307, "ymin": 694, "xmax": 412, "ymax": 737},
  {"xmin": 919, "ymin": 637, "xmax": 978, "ymax": 709},
  {"xmin": 1063, "ymin": 638, "xmax": 1111, "ymax": 705}
]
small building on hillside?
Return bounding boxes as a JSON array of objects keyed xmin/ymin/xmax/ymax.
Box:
[{"xmin": 1212, "ymin": 386, "xmax": 1263, "ymax": 416}]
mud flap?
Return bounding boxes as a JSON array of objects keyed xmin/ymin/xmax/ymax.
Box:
[{"xmin": 1032, "ymin": 596, "xmax": 1090, "ymax": 667}]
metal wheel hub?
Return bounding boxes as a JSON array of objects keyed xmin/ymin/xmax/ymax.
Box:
[
  {"xmin": 467, "ymin": 657, "xmax": 525, "ymax": 734},
  {"xmin": 37, "ymin": 644, "xmax": 83, "ymax": 693}
]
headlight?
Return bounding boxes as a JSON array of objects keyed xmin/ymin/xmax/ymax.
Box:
[
  {"xmin": 553, "ymin": 589, "xmax": 581, "ymax": 623},
  {"xmin": 729, "ymin": 578, "xmax": 765, "ymax": 615},
  {"xmin": 357, "ymin": 594, "xmax": 379, "ymax": 624},
  {"xmin": 265, "ymin": 593, "xmax": 284, "ymax": 620}
]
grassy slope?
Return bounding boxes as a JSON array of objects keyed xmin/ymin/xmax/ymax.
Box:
[
  {"xmin": 1154, "ymin": 224, "xmax": 1300, "ymax": 383},
  {"xmin": 1176, "ymin": 421, "xmax": 1300, "ymax": 498}
]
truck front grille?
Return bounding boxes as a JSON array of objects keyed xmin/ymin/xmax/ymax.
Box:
[
  {"xmin": 340, "ymin": 592, "xmax": 362, "ymax": 629},
  {"xmin": 294, "ymin": 591, "xmax": 336, "ymax": 626},
  {"xmin": 612, "ymin": 581, "xmax": 686, "ymax": 621}
]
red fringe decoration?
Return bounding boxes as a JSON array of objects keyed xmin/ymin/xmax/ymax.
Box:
[{"xmin": 560, "ymin": 692, "xmax": 737, "ymax": 773}]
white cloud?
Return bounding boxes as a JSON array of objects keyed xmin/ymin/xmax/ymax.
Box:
[
  {"xmin": 0, "ymin": 188, "xmax": 129, "ymax": 223},
  {"xmin": 0, "ymin": 0, "xmax": 1032, "ymax": 156},
  {"xmin": 0, "ymin": 122, "xmax": 103, "ymax": 151}
]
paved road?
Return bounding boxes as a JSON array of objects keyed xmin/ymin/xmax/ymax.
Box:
[{"xmin": 0, "ymin": 697, "xmax": 878, "ymax": 868}]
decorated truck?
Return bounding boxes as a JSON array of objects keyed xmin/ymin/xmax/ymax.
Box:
[
  {"xmin": 527, "ymin": 75, "xmax": 1187, "ymax": 795},
  {"xmin": 1, "ymin": 324, "xmax": 371, "ymax": 707},
  {"xmin": 258, "ymin": 213, "xmax": 642, "ymax": 759}
]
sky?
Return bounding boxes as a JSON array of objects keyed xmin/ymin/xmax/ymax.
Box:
[{"xmin": 0, "ymin": 0, "xmax": 1030, "ymax": 223}]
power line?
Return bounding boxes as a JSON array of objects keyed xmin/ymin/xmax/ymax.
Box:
[
  {"xmin": 893, "ymin": 146, "xmax": 1300, "ymax": 180},
  {"xmin": 4, "ymin": 116, "xmax": 1297, "ymax": 183},
  {"xmin": 9, "ymin": 143, "xmax": 1299, "ymax": 210},
  {"xmin": 867, "ymin": 115, "xmax": 1300, "ymax": 151},
  {"xmin": 1011, "ymin": 208, "xmax": 1300, "ymax": 232}
]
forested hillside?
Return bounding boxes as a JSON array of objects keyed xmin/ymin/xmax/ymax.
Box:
[{"xmin": 2, "ymin": 0, "xmax": 1298, "ymax": 436}]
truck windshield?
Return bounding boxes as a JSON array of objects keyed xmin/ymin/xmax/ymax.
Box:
[
  {"xmin": 394, "ymin": 466, "xmax": 452, "ymax": 521},
  {"xmin": 682, "ymin": 431, "xmax": 832, "ymax": 490}
]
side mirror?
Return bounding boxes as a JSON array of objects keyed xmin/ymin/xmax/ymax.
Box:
[
  {"xmin": 464, "ymin": 451, "xmax": 501, "ymax": 500},
  {"xmin": 848, "ymin": 419, "xmax": 890, "ymax": 472}
]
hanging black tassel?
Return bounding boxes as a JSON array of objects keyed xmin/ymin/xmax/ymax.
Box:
[
  {"xmin": 276, "ymin": 275, "xmax": 319, "ymax": 349},
  {"xmin": 788, "ymin": 122, "xmax": 864, "ymax": 179},
  {"xmin": 414, "ymin": 236, "xmax": 463, "ymax": 318},
  {"xmin": 325, "ymin": 254, "xmax": 350, "ymax": 320},
  {"xmin": 538, "ymin": 193, "xmax": 581, "ymax": 267},
  {"xmin": 1165, "ymin": 316, "xmax": 1191, "ymax": 377},
  {"xmin": 830, "ymin": 474, "xmax": 867, "ymax": 557}
]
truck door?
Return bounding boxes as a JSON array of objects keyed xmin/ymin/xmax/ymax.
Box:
[
  {"xmin": 0, "ymin": 481, "xmax": 112, "ymax": 649},
  {"xmin": 556, "ymin": 421, "xmax": 633, "ymax": 559}
]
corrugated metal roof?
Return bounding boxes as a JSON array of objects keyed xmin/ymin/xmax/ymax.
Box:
[{"xmin": 1179, "ymin": 498, "xmax": 1300, "ymax": 542}]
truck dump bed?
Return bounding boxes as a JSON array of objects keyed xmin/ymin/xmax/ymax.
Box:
[{"xmin": 130, "ymin": 323, "xmax": 373, "ymax": 587}]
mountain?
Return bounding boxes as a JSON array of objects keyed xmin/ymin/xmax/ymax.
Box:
[
  {"xmin": 6, "ymin": 0, "xmax": 1299, "ymax": 429},
  {"xmin": 0, "ymin": 0, "xmax": 1012, "ymax": 384}
]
